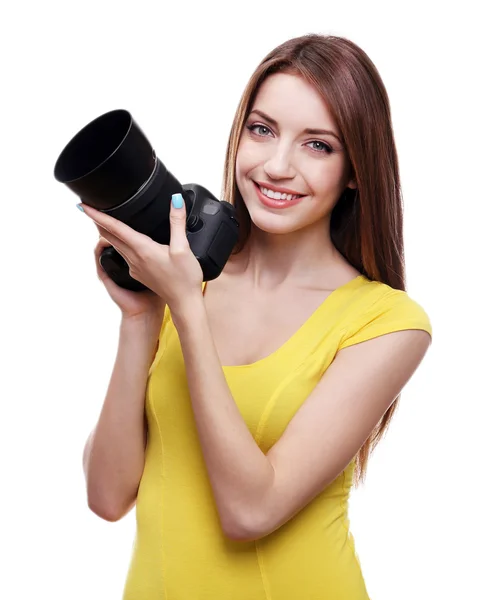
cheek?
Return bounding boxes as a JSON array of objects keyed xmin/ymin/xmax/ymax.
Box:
[
  {"xmin": 302, "ymin": 161, "xmax": 343, "ymax": 195},
  {"xmin": 235, "ymin": 141, "xmax": 257, "ymax": 180}
]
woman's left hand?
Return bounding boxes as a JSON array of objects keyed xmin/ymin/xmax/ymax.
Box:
[{"xmin": 78, "ymin": 193, "xmax": 204, "ymax": 315}]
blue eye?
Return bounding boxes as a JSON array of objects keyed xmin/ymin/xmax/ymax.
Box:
[
  {"xmin": 246, "ymin": 123, "xmax": 333, "ymax": 155},
  {"xmin": 307, "ymin": 141, "xmax": 332, "ymax": 154},
  {"xmin": 247, "ymin": 123, "xmax": 272, "ymax": 136}
]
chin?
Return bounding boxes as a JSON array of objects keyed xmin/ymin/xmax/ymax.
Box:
[{"xmin": 245, "ymin": 204, "xmax": 307, "ymax": 235}]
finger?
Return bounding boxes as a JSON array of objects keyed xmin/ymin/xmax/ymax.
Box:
[
  {"xmin": 169, "ymin": 193, "xmax": 190, "ymax": 253},
  {"xmin": 94, "ymin": 238, "xmax": 113, "ymax": 281},
  {"xmin": 94, "ymin": 248, "xmax": 109, "ymax": 281},
  {"xmin": 78, "ymin": 203, "xmax": 145, "ymax": 249},
  {"xmin": 94, "ymin": 237, "xmax": 112, "ymax": 259},
  {"xmin": 94, "ymin": 223, "xmax": 132, "ymax": 259},
  {"xmin": 97, "ymin": 236, "xmax": 112, "ymax": 248}
]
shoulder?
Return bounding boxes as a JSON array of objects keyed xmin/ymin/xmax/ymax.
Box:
[{"xmin": 339, "ymin": 276, "xmax": 432, "ymax": 350}]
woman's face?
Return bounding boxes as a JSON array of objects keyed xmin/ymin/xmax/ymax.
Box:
[{"xmin": 235, "ymin": 72, "xmax": 356, "ymax": 235}]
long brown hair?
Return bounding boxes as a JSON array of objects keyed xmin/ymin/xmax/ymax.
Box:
[{"xmin": 221, "ymin": 34, "xmax": 407, "ymax": 487}]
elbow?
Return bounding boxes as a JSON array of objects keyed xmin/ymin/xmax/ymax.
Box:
[
  {"xmin": 223, "ymin": 527, "xmax": 260, "ymax": 543},
  {"xmin": 222, "ymin": 508, "xmax": 273, "ymax": 543},
  {"xmin": 222, "ymin": 476, "xmax": 278, "ymax": 542},
  {"xmin": 87, "ymin": 489, "xmax": 135, "ymax": 523},
  {"xmin": 87, "ymin": 497, "xmax": 124, "ymax": 522}
]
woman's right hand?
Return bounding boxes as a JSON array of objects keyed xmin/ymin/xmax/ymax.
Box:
[{"xmin": 94, "ymin": 237, "xmax": 166, "ymax": 321}]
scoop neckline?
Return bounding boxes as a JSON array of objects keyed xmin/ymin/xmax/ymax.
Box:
[{"xmin": 202, "ymin": 274, "xmax": 367, "ymax": 370}]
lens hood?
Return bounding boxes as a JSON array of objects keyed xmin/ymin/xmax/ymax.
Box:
[{"xmin": 53, "ymin": 109, "xmax": 157, "ymax": 210}]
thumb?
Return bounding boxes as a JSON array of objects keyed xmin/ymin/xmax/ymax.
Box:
[{"xmin": 169, "ymin": 193, "xmax": 189, "ymax": 252}]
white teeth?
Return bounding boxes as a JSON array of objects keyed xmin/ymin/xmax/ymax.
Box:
[{"xmin": 260, "ymin": 186, "xmax": 301, "ymax": 201}]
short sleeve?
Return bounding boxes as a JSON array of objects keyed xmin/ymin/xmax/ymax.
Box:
[{"xmin": 339, "ymin": 289, "xmax": 432, "ymax": 350}]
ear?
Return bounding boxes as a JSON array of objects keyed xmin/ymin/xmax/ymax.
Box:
[{"xmin": 347, "ymin": 179, "xmax": 358, "ymax": 190}]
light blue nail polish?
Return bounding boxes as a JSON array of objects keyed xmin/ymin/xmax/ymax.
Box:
[
  {"xmin": 76, "ymin": 203, "xmax": 84, "ymax": 212},
  {"xmin": 172, "ymin": 193, "xmax": 184, "ymax": 209}
]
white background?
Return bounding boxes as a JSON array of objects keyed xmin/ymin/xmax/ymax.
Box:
[{"xmin": 1, "ymin": 1, "xmax": 483, "ymax": 598}]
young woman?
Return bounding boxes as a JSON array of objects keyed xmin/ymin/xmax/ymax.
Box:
[{"xmin": 80, "ymin": 33, "xmax": 432, "ymax": 599}]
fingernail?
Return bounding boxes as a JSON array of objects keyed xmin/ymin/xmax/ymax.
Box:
[
  {"xmin": 76, "ymin": 203, "xmax": 85, "ymax": 213},
  {"xmin": 171, "ymin": 193, "xmax": 184, "ymax": 209}
]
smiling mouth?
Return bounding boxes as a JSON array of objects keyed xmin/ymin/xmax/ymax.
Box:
[{"xmin": 253, "ymin": 182, "xmax": 305, "ymax": 201}]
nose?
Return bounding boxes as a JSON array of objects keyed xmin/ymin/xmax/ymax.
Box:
[{"xmin": 263, "ymin": 146, "xmax": 296, "ymax": 181}]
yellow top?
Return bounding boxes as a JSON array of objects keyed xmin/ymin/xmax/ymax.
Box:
[{"xmin": 122, "ymin": 274, "xmax": 432, "ymax": 599}]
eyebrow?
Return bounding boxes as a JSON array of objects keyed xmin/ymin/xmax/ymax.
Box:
[{"xmin": 249, "ymin": 109, "xmax": 343, "ymax": 144}]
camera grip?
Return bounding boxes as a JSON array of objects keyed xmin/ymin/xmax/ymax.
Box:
[{"xmin": 99, "ymin": 246, "xmax": 148, "ymax": 292}]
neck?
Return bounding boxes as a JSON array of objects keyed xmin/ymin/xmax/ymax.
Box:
[{"xmin": 235, "ymin": 217, "xmax": 343, "ymax": 289}]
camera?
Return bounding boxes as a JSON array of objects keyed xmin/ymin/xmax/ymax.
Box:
[{"xmin": 53, "ymin": 109, "xmax": 240, "ymax": 291}]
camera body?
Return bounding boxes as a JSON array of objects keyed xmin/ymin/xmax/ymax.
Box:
[
  {"xmin": 99, "ymin": 169, "xmax": 240, "ymax": 291},
  {"xmin": 53, "ymin": 109, "xmax": 240, "ymax": 291}
]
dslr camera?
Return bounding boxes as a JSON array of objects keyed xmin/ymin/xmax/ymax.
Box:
[{"xmin": 53, "ymin": 109, "xmax": 240, "ymax": 291}]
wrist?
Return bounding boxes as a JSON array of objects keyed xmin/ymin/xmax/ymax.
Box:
[
  {"xmin": 121, "ymin": 308, "xmax": 165, "ymax": 331},
  {"xmin": 170, "ymin": 293, "xmax": 206, "ymax": 332}
]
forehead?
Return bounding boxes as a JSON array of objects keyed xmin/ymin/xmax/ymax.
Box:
[{"xmin": 251, "ymin": 72, "xmax": 337, "ymax": 131}]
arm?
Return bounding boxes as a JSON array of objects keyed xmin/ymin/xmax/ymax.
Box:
[
  {"xmin": 83, "ymin": 312, "xmax": 163, "ymax": 522},
  {"xmin": 78, "ymin": 196, "xmax": 431, "ymax": 535},
  {"xmin": 172, "ymin": 297, "xmax": 431, "ymax": 542}
]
